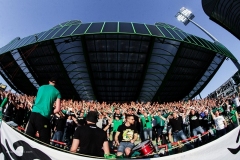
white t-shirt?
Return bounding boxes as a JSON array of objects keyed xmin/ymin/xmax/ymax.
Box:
[{"xmin": 213, "ymin": 116, "xmax": 225, "ymax": 130}]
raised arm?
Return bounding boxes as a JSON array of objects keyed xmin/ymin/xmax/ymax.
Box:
[{"xmin": 210, "ymin": 109, "xmax": 215, "ymax": 119}]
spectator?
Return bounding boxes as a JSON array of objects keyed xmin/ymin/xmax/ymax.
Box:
[
  {"xmin": 51, "ymin": 112, "xmax": 66, "ymax": 147},
  {"xmin": 2, "ymin": 93, "xmax": 16, "ymax": 122},
  {"xmin": 154, "ymin": 110, "xmax": 168, "ymax": 145},
  {"xmin": 232, "ymin": 94, "xmax": 240, "ymax": 113},
  {"xmin": 70, "ymin": 111, "xmax": 112, "ymax": 158},
  {"xmin": 188, "ymin": 109, "xmax": 205, "ymax": 137},
  {"xmin": 102, "ymin": 112, "xmax": 109, "ymax": 130},
  {"xmin": 112, "ymin": 115, "xmax": 123, "ymax": 146},
  {"xmin": 115, "ymin": 115, "xmax": 138, "ymax": 158},
  {"xmin": 210, "ymin": 110, "xmax": 227, "ymax": 138},
  {"xmin": 113, "ymin": 108, "xmax": 122, "ymax": 119},
  {"xmin": 25, "ymin": 77, "xmax": 61, "ymax": 144},
  {"xmin": 201, "ymin": 109, "xmax": 214, "ymax": 135},
  {"xmin": 229, "ymin": 106, "xmax": 239, "ymax": 129},
  {"xmin": 14, "ymin": 103, "xmax": 25, "ymax": 126},
  {"xmin": 168, "ymin": 111, "xmax": 193, "ymax": 150},
  {"xmin": 62, "ymin": 115, "xmax": 74, "ymax": 148},
  {"xmin": 76, "ymin": 111, "xmax": 86, "ymax": 126},
  {"xmin": 182, "ymin": 109, "xmax": 190, "ymax": 138},
  {"xmin": 140, "ymin": 111, "xmax": 152, "ymax": 141}
]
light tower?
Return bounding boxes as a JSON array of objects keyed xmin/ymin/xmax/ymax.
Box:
[{"xmin": 175, "ymin": 7, "xmax": 240, "ymax": 70}]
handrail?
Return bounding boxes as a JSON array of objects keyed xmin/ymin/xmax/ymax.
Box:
[{"xmin": 17, "ymin": 126, "xmax": 67, "ymax": 146}]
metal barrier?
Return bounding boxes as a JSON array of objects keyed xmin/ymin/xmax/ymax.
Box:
[{"xmin": 16, "ymin": 126, "xmax": 67, "ymax": 147}]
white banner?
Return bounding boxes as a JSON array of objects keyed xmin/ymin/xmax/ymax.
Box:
[
  {"xmin": 215, "ymin": 78, "xmax": 237, "ymax": 97},
  {"xmin": 0, "ymin": 121, "xmax": 239, "ymax": 160},
  {"xmin": 0, "ymin": 121, "xmax": 99, "ymax": 160}
]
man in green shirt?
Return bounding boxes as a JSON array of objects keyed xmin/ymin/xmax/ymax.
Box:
[
  {"xmin": 154, "ymin": 110, "xmax": 168, "ymax": 145},
  {"xmin": 229, "ymin": 106, "xmax": 239, "ymax": 129},
  {"xmin": 141, "ymin": 112, "xmax": 152, "ymax": 141},
  {"xmin": 26, "ymin": 77, "xmax": 61, "ymax": 144},
  {"xmin": 112, "ymin": 115, "xmax": 123, "ymax": 146}
]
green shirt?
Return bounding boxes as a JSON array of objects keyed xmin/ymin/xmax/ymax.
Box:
[
  {"xmin": 141, "ymin": 116, "xmax": 152, "ymax": 129},
  {"xmin": 230, "ymin": 110, "xmax": 237, "ymax": 123},
  {"xmin": 113, "ymin": 119, "xmax": 123, "ymax": 132},
  {"xmin": 32, "ymin": 84, "xmax": 61, "ymax": 119}
]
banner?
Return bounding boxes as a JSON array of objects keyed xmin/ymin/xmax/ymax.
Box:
[
  {"xmin": 208, "ymin": 77, "xmax": 238, "ymax": 99},
  {"xmin": 0, "ymin": 121, "xmax": 100, "ymax": 160},
  {"xmin": 0, "ymin": 121, "xmax": 239, "ymax": 160},
  {"xmin": 216, "ymin": 78, "xmax": 237, "ymax": 97}
]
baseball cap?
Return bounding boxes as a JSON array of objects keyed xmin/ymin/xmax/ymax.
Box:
[{"xmin": 86, "ymin": 111, "xmax": 98, "ymax": 123}]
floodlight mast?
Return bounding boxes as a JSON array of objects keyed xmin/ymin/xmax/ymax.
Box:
[
  {"xmin": 175, "ymin": 7, "xmax": 218, "ymax": 42},
  {"xmin": 176, "ymin": 7, "xmax": 240, "ymax": 71}
]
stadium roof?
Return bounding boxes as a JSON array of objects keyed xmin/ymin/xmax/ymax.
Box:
[
  {"xmin": 202, "ymin": 0, "xmax": 240, "ymax": 40},
  {"xmin": 0, "ymin": 20, "xmax": 236, "ymax": 102}
]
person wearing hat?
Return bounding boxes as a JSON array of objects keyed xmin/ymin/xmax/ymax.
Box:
[
  {"xmin": 25, "ymin": 77, "xmax": 61, "ymax": 144},
  {"xmin": 70, "ymin": 111, "xmax": 114, "ymax": 159}
]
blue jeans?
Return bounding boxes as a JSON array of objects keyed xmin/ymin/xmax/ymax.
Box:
[
  {"xmin": 183, "ymin": 125, "xmax": 190, "ymax": 137},
  {"xmin": 117, "ymin": 142, "xmax": 135, "ymax": 153},
  {"xmin": 143, "ymin": 128, "xmax": 152, "ymax": 140},
  {"xmin": 172, "ymin": 130, "xmax": 187, "ymax": 142},
  {"xmin": 192, "ymin": 126, "xmax": 204, "ymax": 136},
  {"xmin": 52, "ymin": 131, "xmax": 63, "ymax": 147},
  {"xmin": 62, "ymin": 128, "xmax": 67, "ymax": 142},
  {"xmin": 172, "ymin": 130, "xmax": 193, "ymax": 150}
]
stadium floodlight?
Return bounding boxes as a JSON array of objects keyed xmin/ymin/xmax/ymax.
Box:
[
  {"xmin": 175, "ymin": 7, "xmax": 218, "ymax": 42},
  {"xmin": 176, "ymin": 7, "xmax": 240, "ymax": 93},
  {"xmin": 175, "ymin": 7, "xmax": 195, "ymax": 26}
]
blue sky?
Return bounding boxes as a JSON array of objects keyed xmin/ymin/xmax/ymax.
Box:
[{"xmin": 0, "ymin": 0, "xmax": 239, "ymax": 98}]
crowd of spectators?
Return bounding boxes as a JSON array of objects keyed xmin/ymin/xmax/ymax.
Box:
[{"xmin": 0, "ymin": 89, "xmax": 239, "ymax": 154}]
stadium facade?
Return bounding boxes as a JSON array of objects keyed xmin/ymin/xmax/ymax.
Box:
[
  {"xmin": 202, "ymin": 0, "xmax": 240, "ymax": 41},
  {"xmin": 0, "ymin": 20, "xmax": 237, "ymax": 102}
]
